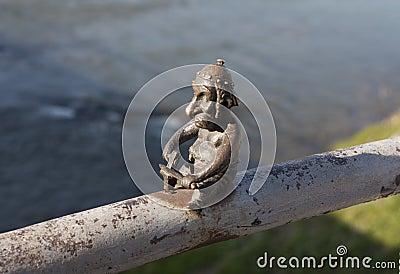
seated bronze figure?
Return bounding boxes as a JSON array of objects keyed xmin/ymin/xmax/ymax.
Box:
[{"xmin": 160, "ymin": 59, "xmax": 241, "ymax": 193}]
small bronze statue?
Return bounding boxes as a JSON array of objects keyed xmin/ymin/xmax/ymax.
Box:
[{"xmin": 160, "ymin": 59, "xmax": 241, "ymax": 195}]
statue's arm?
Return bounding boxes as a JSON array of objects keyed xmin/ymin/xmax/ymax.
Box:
[
  {"xmin": 178, "ymin": 121, "xmax": 199, "ymax": 144},
  {"xmin": 181, "ymin": 123, "xmax": 241, "ymax": 188},
  {"xmin": 162, "ymin": 121, "xmax": 198, "ymax": 166}
]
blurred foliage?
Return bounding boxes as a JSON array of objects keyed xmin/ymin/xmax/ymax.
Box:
[
  {"xmin": 333, "ymin": 110, "xmax": 400, "ymax": 149},
  {"xmin": 124, "ymin": 110, "xmax": 400, "ymax": 274}
]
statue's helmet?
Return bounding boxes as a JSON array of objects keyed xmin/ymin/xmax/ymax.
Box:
[{"xmin": 192, "ymin": 59, "xmax": 239, "ymax": 108}]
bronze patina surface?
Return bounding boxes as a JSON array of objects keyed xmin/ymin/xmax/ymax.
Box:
[{"xmin": 160, "ymin": 59, "xmax": 241, "ymax": 192}]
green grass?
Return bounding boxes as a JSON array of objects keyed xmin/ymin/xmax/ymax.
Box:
[
  {"xmin": 332, "ymin": 110, "xmax": 400, "ymax": 149},
  {"xmin": 330, "ymin": 109, "xmax": 400, "ymax": 249},
  {"xmin": 124, "ymin": 110, "xmax": 400, "ymax": 274}
]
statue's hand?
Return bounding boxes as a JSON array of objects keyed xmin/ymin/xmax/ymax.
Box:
[
  {"xmin": 165, "ymin": 150, "xmax": 180, "ymax": 168},
  {"xmin": 181, "ymin": 175, "xmax": 205, "ymax": 189},
  {"xmin": 162, "ymin": 136, "xmax": 179, "ymax": 165}
]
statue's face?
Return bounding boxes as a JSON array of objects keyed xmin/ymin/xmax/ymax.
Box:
[{"xmin": 185, "ymin": 85, "xmax": 217, "ymax": 118}]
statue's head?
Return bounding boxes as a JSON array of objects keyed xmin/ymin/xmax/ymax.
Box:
[{"xmin": 185, "ymin": 59, "xmax": 239, "ymax": 120}]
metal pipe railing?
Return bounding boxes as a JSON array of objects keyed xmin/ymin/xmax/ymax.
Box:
[{"xmin": 1, "ymin": 137, "xmax": 400, "ymax": 273}]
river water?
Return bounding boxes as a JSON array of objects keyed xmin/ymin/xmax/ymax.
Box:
[{"xmin": 1, "ymin": 0, "xmax": 400, "ymax": 232}]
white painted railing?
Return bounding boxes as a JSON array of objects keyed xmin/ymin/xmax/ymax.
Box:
[{"xmin": 1, "ymin": 137, "xmax": 400, "ymax": 273}]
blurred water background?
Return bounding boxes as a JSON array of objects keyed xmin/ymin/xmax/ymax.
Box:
[{"xmin": 1, "ymin": 0, "xmax": 400, "ymax": 234}]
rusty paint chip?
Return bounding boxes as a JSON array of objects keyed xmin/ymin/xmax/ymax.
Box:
[
  {"xmin": 251, "ymin": 217, "xmax": 261, "ymax": 226},
  {"xmin": 380, "ymin": 186, "xmax": 395, "ymax": 197},
  {"xmin": 395, "ymin": 175, "xmax": 400, "ymax": 186},
  {"xmin": 150, "ymin": 234, "xmax": 170, "ymax": 245}
]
